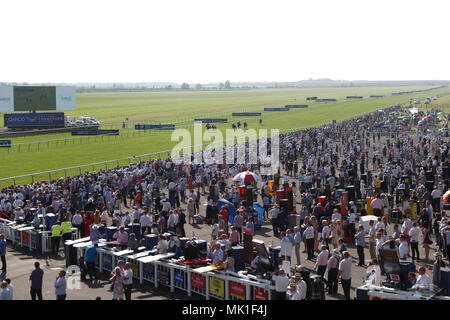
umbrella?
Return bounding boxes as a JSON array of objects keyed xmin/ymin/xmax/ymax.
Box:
[
  {"xmin": 444, "ymin": 190, "xmax": 450, "ymax": 204},
  {"xmin": 217, "ymin": 199, "xmax": 237, "ymax": 224},
  {"xmin": 358, "ymin": 215, "xmax": 393, "ymax": 235},
  {"xmin": 232, "ymin": 171, "xmax": 262, "ymax": 184},
  {"xmin": 358, "ymin": 215, "xmax": 378, "ymax": 232}
]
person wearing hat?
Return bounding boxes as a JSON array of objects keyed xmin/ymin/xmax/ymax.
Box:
[
  {"xmin": 326, "ymin": 249, "xmax": 340, "ymax": 295},
  {"xmin": 287, "ymin": 281, "xmax": 300, "ymax": 300},
  {"xmin": 293, "ymin": 272, "xmax": 307, "ymax": 300}
]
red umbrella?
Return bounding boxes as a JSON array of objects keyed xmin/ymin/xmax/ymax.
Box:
[
  {"xmin": 232, "ymin": 171, "xmax": 262, "ymax": 184},
  {"xmin": 444, "ymin": 190, "xmax": 450, "ymax": 204}
]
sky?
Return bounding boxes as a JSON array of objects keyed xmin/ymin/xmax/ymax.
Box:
[{"xmin": 0, "ymin": 0, "xmax": 449, "ymax": 84}]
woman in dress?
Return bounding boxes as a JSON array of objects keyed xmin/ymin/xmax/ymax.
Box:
[
  {"xmin": 422, "ymin": 222, "xmax": 432, "ymax": 261},
  {"xmin": 330, "ymin": 219, "xmax": 339, "ymax": 249},
  {"xmin": 84, "ymin": 211, "xmax": 93, "ymax": 237},
  {"xmin": 110, "ymin": 267, "xmax": 124, "ymax": 300}
]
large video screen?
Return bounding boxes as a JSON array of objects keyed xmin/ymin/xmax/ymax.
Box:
[{"xmin": 13, "ymin": 86, "xmax": 57, "ymax": 111}]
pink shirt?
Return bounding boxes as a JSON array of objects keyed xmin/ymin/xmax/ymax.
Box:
[
  {"xmin": 229, "ymin": 231, "xmax": 239, "ymax": 244},
  {"xmin": 113, "ymin": 231, "xmax": 128, "ymax": 244},
  {"xmin": 315, "ymin": 250, "xmax": 329, "ymax": 268},
  {"xmin": 371, "ymin": 198, "xmax": 384, "ymax": 210}
]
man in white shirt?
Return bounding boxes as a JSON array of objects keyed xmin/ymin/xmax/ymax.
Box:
[
  {"xmin": 122, "ymin": 262, "xmax": 134, "ymax": 300},
  {"xmin": 409, "ymin": 222, "xmax": 421, "ymax": 261},
  {"xmin": 375, "ymin": 217, "xmax": 385, "ymax": 233},
  {"xmin": 321, "ymin": 221, "xmax": 330, "ymax": 250},
  {"xmin": 375, "ymin": 232, "xmax": 385, "ymax": 259},
  {"xmin": 139, "ymin": 212, "xmax": 153, "ymax": 234},
  {"xmin": 72, "ymin": 212, "xmax": 83, "ymax": 236},
  {"xmin": 272, "ymin": 268, "xmax": 290, "ymax": 300},
  {"xmin": 304, "ymin": 223, "xmax": 315, "ymax": 260},
  {"xmin": 413, "ymin": 267, "xmax": 430, "ymax": 291},
  {"xmin": 431, "ymin": 187, "xmax": 442, "ymax": 212}
]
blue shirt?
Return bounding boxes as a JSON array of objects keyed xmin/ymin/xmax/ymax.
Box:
[
  {"xmin": 293, "ymin": 232, "xmax": 302, "ymax": 244},
  {"xmin": 392, "ymin": 229, "xmax": 401, "ymax": 240},
  {"xmin": 32, "ymin": 216, "xmax": 40, "ymax": 228},
  {"xmin": 0, "ymin": 239, "xmax": 6, "ymax": 255},
  {"xmin": 355, "ymin": 230, "xmax": 366, "ymax": 247},
  {"xmin": 54, "ymin": 277, "xmax": 67, "ymax": 296},
  {"xmin": 85, "ymin": 245, "xmax": 97, "ymax": 263}
]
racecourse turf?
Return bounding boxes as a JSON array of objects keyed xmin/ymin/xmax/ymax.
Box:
[{"xmin": 1, "ymin": 85, "xmax": 449, "ymax": 186}]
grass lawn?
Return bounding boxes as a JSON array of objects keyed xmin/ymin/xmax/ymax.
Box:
[{"xmin": 1, "ymin": 85, "xmax": 449, "ymax": 186}]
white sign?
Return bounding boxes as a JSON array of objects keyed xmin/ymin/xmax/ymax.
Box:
[
  {"xmin": 0, "ymin": 86, "xmax": 14, "ymax": 111},
  {"xmin": 56, "ymin": 86, "xmax": 76, "ymax": 110}
]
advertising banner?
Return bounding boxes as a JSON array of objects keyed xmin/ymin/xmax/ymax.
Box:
[
  {"xmin": 193, "ymin": 119, "xmax": 228, "ymax": 123},
  {"xmin": 135, "ymin": 124, "xmax": 175, "ymax": 130},
  {"xmin": 4, "ymin": 112, "xmax": 65, "ymax": 128},
  {"xmin": 209, "ymin": 277, "xmax": 225, "ymax": 298},
  {"xmin": 230, "ymin": 281, "xmax": 246, "ymax": 300},
  {"xmin": 191, "ymin": 274, "xmax": 206, "ymax": 291},
  {"xmin": 254, "ymin": 288, "xmax": 267, "ymax": 300},
  {"xmin": 231, "ymin": 113, "xmax": 262, "ymax": 117},
  {"xmin": 264, "ymin": 108, "xmax": 289, "ymax": 111},
  {"xmin": 0, "ymin": 140, "xmax": 11, "ymax": 148},
  {"xmin": 174, "ymin": 270, "xmax": 185, "ymax": 286},
  {"xmin": 284, "ymin": 105, "xmax": 308, "ymax": 108}
]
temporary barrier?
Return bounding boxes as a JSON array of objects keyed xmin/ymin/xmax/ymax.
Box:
[
  {"xmin": 231, "ymin": 113, "xmax": 261, "ymax": 117},
  {"xmin": 194, "ymin": 119, "xmax": 228, "ymax": 123},
  {"xmin": 264, "ymin": 108, "xmax": 289, "ymax": 111},
  {"xmin": 125, "ymin": 250, "xmax": 152, "ymax": 279},
  {"xmin": 135, "ymin": 124, "xmax": 175, "ymax": 130},
  {"xmin": 284, "ymin": 105, "xmax": 308, "ymax": 108}
]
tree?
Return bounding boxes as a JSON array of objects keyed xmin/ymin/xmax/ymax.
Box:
[
  {"xmin": 219, "ymin": 82, "xmax": 224, "ymax": 90},
  {"xmin": 225, "ymin": 80, "xmax": 231, "ymax": 89},
  {"xmin": 165, "ymin": 85, "xmax": 173, "ymax": 90},
  {"xmin": 181, "ymin": 83, "xmax": 190, "ymax": 90},
  {"xmin": 195, "ymin": 83, "xmax": 202, "ymax": 90}
]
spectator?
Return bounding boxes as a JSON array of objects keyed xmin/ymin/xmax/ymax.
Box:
[{"xmin": 29, "ymin": 261, "xmax": 44, "ymax": 300}]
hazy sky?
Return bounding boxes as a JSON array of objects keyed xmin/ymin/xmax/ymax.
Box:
[{"xmin": 1, "ymin": 0, "xmax": 449, "ymax": 83}]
